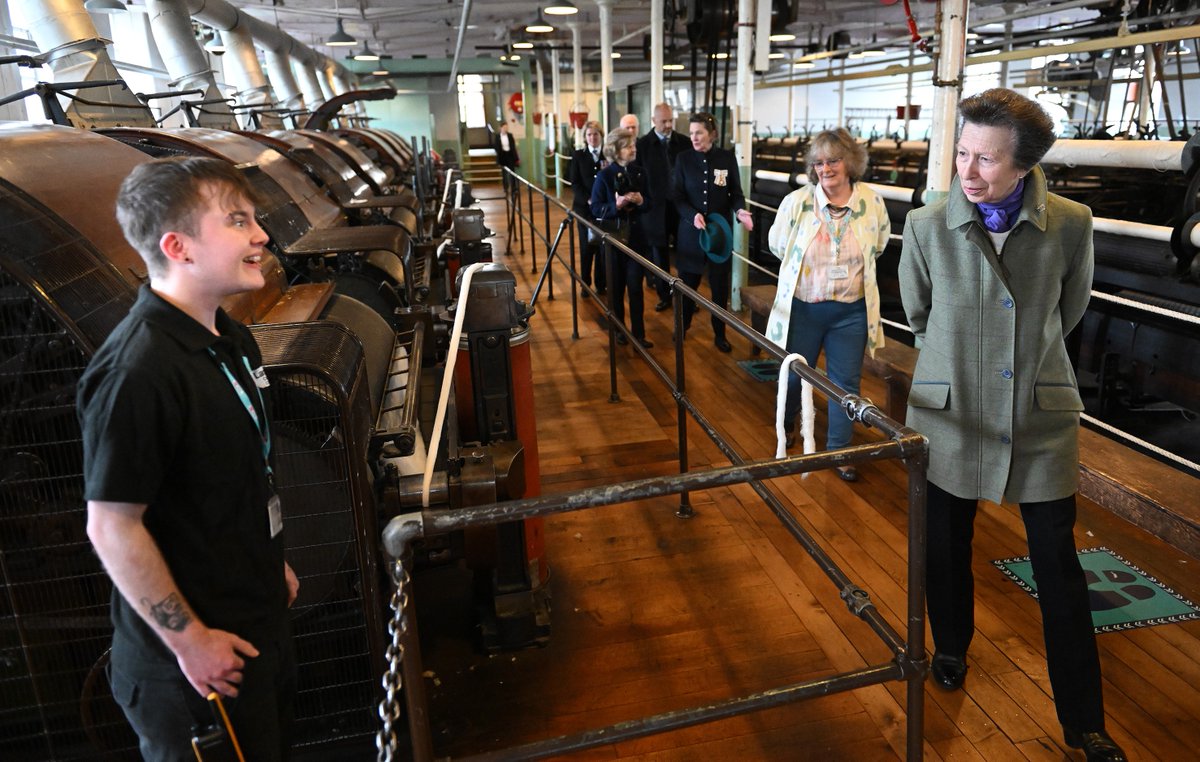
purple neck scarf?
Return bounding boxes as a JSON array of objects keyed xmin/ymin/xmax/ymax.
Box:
[{"xmin": 975, "ymin": 177, "xmax": 1025, "ymax": 233}]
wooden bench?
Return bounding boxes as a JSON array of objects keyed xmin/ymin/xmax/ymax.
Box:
[{"xmin": 738, "ymin": 283, "xmax": 1199, "ymax": 558}]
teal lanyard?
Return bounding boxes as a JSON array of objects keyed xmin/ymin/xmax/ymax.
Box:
[
  {"xmin": 823, "ymin": 205, "xmax": 850, "ymax": 262},
  {"xmin": 207, "ymin": 348, "xmax": 273, "ymax": 485}
]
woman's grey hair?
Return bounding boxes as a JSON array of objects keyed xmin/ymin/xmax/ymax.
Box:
[
  {"xmin": 602, "ymin": 128, "xmax": 636, "ymax": 162},
  {"xmin": 805, "ymin": 128, "xmax": 868, "ymax": 185},
  {"xmin": 958, "ymin": 88, "xmax": 1056, "ymax": 170}
]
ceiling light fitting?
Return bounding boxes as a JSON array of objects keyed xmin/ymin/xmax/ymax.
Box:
[
  {"xmin": 512, "ymin": 41, "xmax": 534, "ymax": 49},
  {"xmin": 544, "ymin": 2, "xmax": 578, "ymax": 15},
  {"xmin": 327, "ymin": 18, "xmax": 356, "ymax": 47},
  {"xmin": 352, "ymin": 42, "xmax": 380, "ymax": 61},
  {"xmin": 83, "ymin": 0, "xmax": 128, "ymax": 13},
  {"xmin": 526, "ymin": 9, "xmax": 554, "ymax": 34},
  {"xmin": 768, "ymin": 33, "xmax": 795, "ymax": 42}
]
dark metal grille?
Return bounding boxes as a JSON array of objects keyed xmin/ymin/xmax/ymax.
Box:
[
  {"xmin": 253, "ymin": 322, "xmax": 381, "ymax": 750},
  {"xmin": 0, "ymin": 266, "xmax": 137, "ymax": 760}
]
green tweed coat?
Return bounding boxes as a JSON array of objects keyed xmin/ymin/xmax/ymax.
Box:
[{"xmin": 898, "ymin": 166, "xmax": 1094, "ymax": 504}]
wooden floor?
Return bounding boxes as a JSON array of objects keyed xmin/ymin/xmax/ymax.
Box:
[{"xmin": 416, "ymin": 186, "xmax": 1200, "ymax": 761}]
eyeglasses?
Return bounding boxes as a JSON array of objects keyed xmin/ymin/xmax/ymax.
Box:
[{"xmin": 810, "ymin": 157, "xmax": 844, "ymax": 169}]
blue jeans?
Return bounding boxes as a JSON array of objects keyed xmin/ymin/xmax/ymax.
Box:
[{"xmin": 783, "ymin": 298, "xmax": 867, "ymax": 450}]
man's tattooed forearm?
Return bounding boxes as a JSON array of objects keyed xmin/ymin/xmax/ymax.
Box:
[{"xmin": 141, "ymin": 593, "xmax": 192, "ymax": 631}]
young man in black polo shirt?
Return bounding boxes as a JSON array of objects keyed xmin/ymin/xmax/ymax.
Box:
[{"xmin": 79, "ymin": 157, "xmax": 299, "ymax": 761}]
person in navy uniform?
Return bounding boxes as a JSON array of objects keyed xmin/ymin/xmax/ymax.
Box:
[
  {"xmin": 635, "ymin": 103, "xmax": 691, "ymax": 311},
  {"xmin": 670, "ymin": 112, "xmax": 754, "ymax": 352},
  {"xmin": 568, "ymin": 120, "xmax": 607, "ymax": 296},
  {"xmin": 590, "ymin": 127, "xmax": 653, "ymax": 348}
]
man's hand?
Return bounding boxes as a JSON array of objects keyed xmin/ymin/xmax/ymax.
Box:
[
  {"xmin": 285, "ymin": 561, "xmax": 299, "ymax": 607},
  {"xmin": 174, "ymin": 626, "xmax": 260, "ymax": 698},
  {"xmin": 693, "ymin": 213, "xmax": 707, "ymax": 230}
]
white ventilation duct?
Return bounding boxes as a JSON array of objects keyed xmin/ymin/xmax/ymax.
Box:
[
  {"xmin": 182, "ymin": 0, "xmax": 357, "ymax": 118},
  {"xmin": 144, "ymin": 0, "xmax": 234, "ymax": 128},
  {"xmin": 12, "ymin": 0, "xmax": 155, "ymax": 127}
]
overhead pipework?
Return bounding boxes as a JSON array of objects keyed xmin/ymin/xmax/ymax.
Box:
[{"xmin": 12, "ymin": 0, "xmax": 155, "ymax": 127}]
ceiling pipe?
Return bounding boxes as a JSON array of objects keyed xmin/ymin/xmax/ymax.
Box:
[
  {"xmin": 12, "ymin": 0, "xmax": 155, "ymax": 127},
  {"xmin": 181, "ymin": 0, "xmax": 354, "ymax": 114},
  {"xmin": 446, "ymin": 0, "xmax": 473, "ymax": 92},
  {"xmin": 144, "ymin": 0, "xmax": 235, "ymax": 128}
]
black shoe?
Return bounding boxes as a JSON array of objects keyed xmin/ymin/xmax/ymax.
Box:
[
  {"xmin": 1064, "ymin": 729, "xmax": 1127, "ymax": 762},
  {"xmin": 615, "ymin": 333, "xmax": 628, "ymax": 346},
  {"xmin": 835, "ymin": 466, "xmax": 859, "ymax": 482},
  {"xmin": 636, "ymin": 337, "xmax": 654, "ymax": 349},
  {"xmin": 714, "ymin": 336, "xmax": 732, "ymax": 353},
  {"xmin": 654, "ymin": 299, "xmax": 671, "ymax": 312},
  {"xmin": 930, "ymin": 652, "xmax": 967, "ymax": 691}
]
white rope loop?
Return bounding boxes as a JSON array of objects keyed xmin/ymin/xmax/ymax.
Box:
[{"xmin": 776, "ymin": 353, "xmax": 816, "ymax": 471}]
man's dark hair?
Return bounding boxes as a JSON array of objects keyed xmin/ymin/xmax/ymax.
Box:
[
  {"xmin": 116, "ymin": 157, "xmax": 261, "ymax": 277},
  {"xmin": 958, "ymin": 88, "xmax": 1056, "ymax": 170}
]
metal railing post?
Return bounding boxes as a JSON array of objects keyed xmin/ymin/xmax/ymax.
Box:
[
  {"xmin": 672, "ymin": 283, "xmax": 693, "ymax": 518},
  {"xmin": 543, "ymin": 193, "xmax": 554, "ymax": 297},
  {"xmin": 605, "ymin": 237, "xmax": 619, "ymax": 402},
  {"xmin": 527, "ymin": 181, "xmax": 537, "ymax": 269}
]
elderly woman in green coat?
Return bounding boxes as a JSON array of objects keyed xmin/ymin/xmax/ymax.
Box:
[{"xmin": 900, "ymin": 88, "xmax": 1125, "ymax": 762}]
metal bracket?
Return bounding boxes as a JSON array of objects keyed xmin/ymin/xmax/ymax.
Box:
[
  {"xmin": 381, "ymin": 511, "xmax": 425, "ymax": 559},
  {"xmin": 840, "ymin": 584, "xmax": 874, "ymax": 617}
]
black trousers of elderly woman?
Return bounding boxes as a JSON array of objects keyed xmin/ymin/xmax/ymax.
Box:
[
  {"xmin": 678, "ymin": 260, "xmax": 731, "ymax": 341},
  {"xmin": 926, "ymin": 481, "xmax": 1105, "ymax": 733},
  {"xmin": 605, "ymin": 239, "xmax": 646, "ymax": 341}
]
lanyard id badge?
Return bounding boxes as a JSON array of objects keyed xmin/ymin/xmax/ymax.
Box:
[{"xmin": 207, "ymin": 348, "xmax": 282, "ymax": 538}]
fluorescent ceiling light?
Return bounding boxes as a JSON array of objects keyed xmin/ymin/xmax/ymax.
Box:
[
  {"xmin": 663, "ymin": 63, "xmax": 685, "ymax": 71},
  {"xmin": 544, "ymin": 2, "xmax": 578, "ymax": 15},
  {"xmin": 768, "ymin": 33, "xmax": 795, "ymax": 42},
  {"xmin": 793, "ymin": 61, "xmax": 815, "ymax": 69},
  {"xmin": 327, "ymin": 18, "xmax": 356, "ymax": 47},
  {"xmin": 513, "ymin": 41, "xmax": 534, "ymax": 49},
  {"xmin": 611, "ymin": 52, "xmax": 621, "ymax": 58},
  {"xmin": 526, "ymin": 10, "xmax": 554, "ymax": 34}
]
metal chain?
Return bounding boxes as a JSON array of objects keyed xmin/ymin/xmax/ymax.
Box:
[{"xmin": 375, "ymin": 558, "xmax": 411, "ymax": 762}]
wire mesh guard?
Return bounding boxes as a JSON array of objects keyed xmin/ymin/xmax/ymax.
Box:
[{"xmin": 1, "ymin": 267, "xmax": 134, "ymax": 760}]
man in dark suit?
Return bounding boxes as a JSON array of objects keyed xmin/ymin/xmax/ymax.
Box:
[
  {"xmin": 635, "ymin": 103, "xmax": 691, "ymax": 311},
  {"xmin": 567, "ymin": 120, "xmax": 607, "ymax": 295}
]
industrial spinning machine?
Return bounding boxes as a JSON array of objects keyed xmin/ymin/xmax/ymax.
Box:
[{"xmin": 0, "ymin": 121, "xmax": 547, "ymax": 759}]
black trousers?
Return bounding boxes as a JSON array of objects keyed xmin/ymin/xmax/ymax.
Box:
[
  {"xmin": 925, "ymin": 481, "xmax": 1105, "ymax": 732},
  {"xmin": 576, "ymin": 219, "xmax": 606, "ymax": 291},
  {"xmin": 605, "ymin": 241, "xmax": 646, "ymax": 340},
  {"xmin": 649, "ymin": 244, "xmax": 672, "ymax": 301},
  {"xmin": 679, "ymin": 260, "xmax": 731, "ymax": 340},
  {"xmin": 110, "ymin": 636, "xmax": 296, "ymax": 762}
]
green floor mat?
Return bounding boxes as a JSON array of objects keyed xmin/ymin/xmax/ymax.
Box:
[{"xmin": 994, "ymin": 547, "xmax": 1200, "ymax": 633}]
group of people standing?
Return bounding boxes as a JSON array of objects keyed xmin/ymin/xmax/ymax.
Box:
[
  {"xmin": 765, "ymin": 88, "xmax": 1123, "ymax": 761},
  {"xmin": 567, "ymin": 103, "xmax": 754, "ymax": 350}
]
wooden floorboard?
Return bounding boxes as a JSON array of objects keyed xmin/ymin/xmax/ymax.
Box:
[{"xmin": 416, "ymin": 187, "xmax": 1200, "ymax": 761}]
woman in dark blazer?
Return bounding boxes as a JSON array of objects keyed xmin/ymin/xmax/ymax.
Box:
[
  {"xmin": 900, "ymin": 88, "xmax": 1125, "ymax": 762},
  {"xmin": 567, "ymin": 120, "xmax": 606, "ymax": 295},
  {"xmin": 590, "ymin": 128, "xmax": 652, "ymax": 348},
  {"xmin": 670, "ymin": 112, "xmax": 753, "ymax": 352}
]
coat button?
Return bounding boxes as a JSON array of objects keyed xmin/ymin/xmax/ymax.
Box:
[
  {"xmin": 1000, "ymin": 435, "xmax": 1011, "ymax": 444},
  {"xmin": 1001, "ymin": 369, "xmax": 1013, "ymax": 379},
  {"xmin": 1002, "ymin": 298, "xmax": 1014, "ymax": 309}
]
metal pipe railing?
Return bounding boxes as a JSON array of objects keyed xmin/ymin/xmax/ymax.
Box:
[{"xmin": 380, "ymin": 168, "xmax": 931, "ymax": 761}]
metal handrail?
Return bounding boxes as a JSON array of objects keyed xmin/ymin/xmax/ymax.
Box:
[{"xmin": 380, "ymin": 167, "xmax": 931, "ymax": 761}]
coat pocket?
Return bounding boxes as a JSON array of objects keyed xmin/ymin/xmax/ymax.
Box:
[
  {"xmin": 908, "ymin": 381, "xmax": 950, "ymax": 410},
  {"xmin": 1034, "ymin": 383, "xmax": 1084, "ymax": 411}
]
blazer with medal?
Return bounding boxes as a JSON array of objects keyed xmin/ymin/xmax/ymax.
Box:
[{"xmin": 670, "ymin": 145, "xmax": 746, "ymax": 275}]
